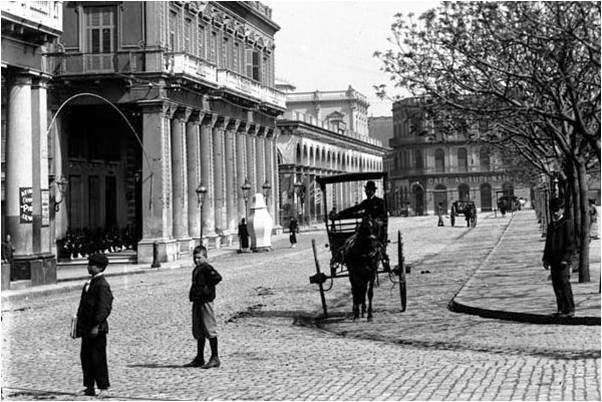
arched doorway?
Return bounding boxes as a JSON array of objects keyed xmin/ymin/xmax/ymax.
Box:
[
  {"xmin": 480, "ymin": 183, "xmax": 492, "ymax": 211},
  {"xmin": 458, "ymin": 183, "xmax": 470, "ymax": 201},
  {"xmin": 413, "ymin": 184, "xmax": 425, "ymax": 216},
  {"xmin": 433, "ymin": 184, "xmax": 448, "ymax": 213}
]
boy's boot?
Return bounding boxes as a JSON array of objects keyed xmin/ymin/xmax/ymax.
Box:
[
  {"xmin": 184, "ymin": 338, "xmax": 205, "ymax": 367},
  {"xmin": 202, "ymin": 337, "xmax": 220, "ymax": 369}
]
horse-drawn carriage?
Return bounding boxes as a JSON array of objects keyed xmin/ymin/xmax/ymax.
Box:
[
  {"xmin": 496, "ymin": 193, "xmax": 521, "ymax": 216},
  {"xmin": 309, "ymin": 172, "xmax": 407, "ymax": 320},
  {"xmin": 450, "ymin": 200, "xmax": 477, "ymax": 227}
]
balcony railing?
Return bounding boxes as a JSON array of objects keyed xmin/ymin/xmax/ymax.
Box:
[
  {"xmin": 164, "ymin": 52, "xmax": 218, "ymax": 86},
  {"xmin": 216, "ymin": 69, "xmax": 286, "ymax": 109},
  {"xmin": 46, "ymin": 51, "xmax": 146, "ymax": 75},
  {"xmin": 2, "ymin": 1, "xmax": 62, "ymax": 33}
]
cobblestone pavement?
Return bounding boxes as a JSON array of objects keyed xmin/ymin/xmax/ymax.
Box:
[{"xmin": 2, "ymin": 212, "xmax": 600, "ymax": 400}]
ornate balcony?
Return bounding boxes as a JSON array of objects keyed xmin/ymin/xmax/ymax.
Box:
[
  {"xmin": 164, "ymin": 52, "xmax": 218, "ymax": 86},
  {"xmin": 45, "ymin": 50, "xmax": 147, "ymax": 75},
  {"xmin": 217, "ymin": 69, "xmax": 286, "ymax": 110}
]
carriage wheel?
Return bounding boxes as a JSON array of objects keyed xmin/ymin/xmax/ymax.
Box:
[{"xmin": 397, "ymin": 231, "xmax": 407, "ymax": 312}]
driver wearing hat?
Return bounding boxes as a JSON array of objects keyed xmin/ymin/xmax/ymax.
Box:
[{"xmin": 335, "ymin": 180, "xmax": 387, "ymax": 239}]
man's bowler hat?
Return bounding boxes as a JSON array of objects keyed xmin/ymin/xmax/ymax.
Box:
[
  {"xmin": 550, "ymin": 198, "xmax": 565, "ymax": 211},
  {"xmin": 365, "ymin": 181, "xmax": 377, "ymax": 191}
]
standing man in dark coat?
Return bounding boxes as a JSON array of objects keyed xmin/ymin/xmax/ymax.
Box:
[
  {"xmin": 542, "ymin": 198, "xmax": 576, "ymax": 317},
  {"xmin": 238, "ymin": 218, "xmax": 249, "ymax": 251},
  {"xmin": 437, "ymin": 202, "xmax": 445, "ymax": 227},
  {"xmin": 76, "ymin": 253, "xmax": 113, "ymax": 397}
]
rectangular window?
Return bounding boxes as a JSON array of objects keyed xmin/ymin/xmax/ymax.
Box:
[
  {"xmin": 198, "ymin": 25, "xmax": 205, "ymax": 59},
  {"xmin": 252, "ymin": 51, "xmax": 260, "ymax": 81},
  {"xmin": 262, "ymin": 55, "xmax": 268, "ymax": 84},
  {"xmin": 84, "ymin": 6, "xmax": 115, "ymax": 71},
  {"xmin": 169, "ymin": 11, "xmax": 177, "ymax": 51},
  {"xmin": 209, "ymin": 31, "xmax": 217, "ymax": 63},
  {"xmin": 245, "ymin": 48, "xmax": 254, "ymax": 78},
  {"xmin": 233, "ymin": 42, "xmax": 240, "ymax": 72},
  {"xmin": 184, "ymin": 18, "xmax": 192, "ymax": 53}
]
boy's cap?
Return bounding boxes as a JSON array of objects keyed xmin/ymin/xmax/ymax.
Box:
[{"xmin": 88, "ymin": 253, "xmax": 109, "ymax": 269}]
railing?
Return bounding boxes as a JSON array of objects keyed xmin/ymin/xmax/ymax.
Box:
[
  {"xmin": 46, "ymin": 50, "xmax": 146, "ymax": 75},
  {"xmin": 215, "ymin": 69, "xmax": 286, "ymax": 109},
  {"xmin": 2, "ymin": 1, "xmax": 62, "ymax": 33},
  {"xmin": 260, "ymin": 85, "xmax": 287, "ymax": 109},
  {"xmin": 164, "ymin": 52, "xmax": 218, "ymax": 86}
]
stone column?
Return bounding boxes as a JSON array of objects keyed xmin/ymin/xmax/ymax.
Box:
[
  {"xmin": 272, "ymin": 133, "xmax": 281, "ymax": 230},
  {"xmin": 264, "ymin": 129, "xmax": 274, "ymax": 219},
  {"xmin": 200, "ymin": 114, "xmax": 217, "ymax": 244},
  {"xmin": 255, "ymin": 126, "xmax": 266, "ymax": 193},
  {"xmin": 246, "ymin": 125, "xmax": 257, "ymax": 193},
  {"xmin": 212, "ymin": 116, "xmax": 227, "ymax": 236},
  {"xmin": 6, "ymin": 75, "xmax": 34, "ymax": 262},
  {"xmin": 236, "ymin": 122, "xmax": 249, "ymax": 223},
  {"xmin": 138, "ymin": 102, "xmax": 176, "ymax": 263},
  {"xmin": 171, "ymin": 107, "xmax": 192, "ymax": 256},
  {"xmin": 32, "ymin": 78, "xmax": 51, "ymax": 255},
  {"xmin": 186, "ymin": 111, "xmax": 204, "ymax": 245},
  {"xmin": 225, "ymin": 119, "xmax": 240, "ymax": 234}
]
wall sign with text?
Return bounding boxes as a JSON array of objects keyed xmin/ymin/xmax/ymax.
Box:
[{"xmin": 19, "ymin": 187, "xmax": 33, "ymax": 223}]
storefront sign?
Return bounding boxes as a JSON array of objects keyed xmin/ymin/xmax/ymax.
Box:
[
  {"xmin": 19, "ymin": 187, "xmax": 33, "ymax": 223},
  {"xmin": 427, "ymin": 174, "xmax": 507, "ymax": 186},
  {"xmin": 41, "ymin": 189, "xmax": 50, "ymax": 227}
]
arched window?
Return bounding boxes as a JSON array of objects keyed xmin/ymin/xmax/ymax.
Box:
[
  {"xmin": 435, "ymin": 149, "xmax": 445, "ymax": 172},
  {"xmin": 458, "ymin": 148, "xmax": 468, "ymax": 172},
  {"xmin": 480, "ymin": 147, "xmax": 490, "ymax": 170}
]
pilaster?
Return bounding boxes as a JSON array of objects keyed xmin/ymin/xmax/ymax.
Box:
[
  {"xmin": 200, "ymin": 113, "xmax": 218, "ymax": 244},
  {"xmin": 212, "ymin": 116, "xmax": 228, "ymax": 236},
  {"xmin": 186, "ymin": 110, "xmax": 205, "ymax": 244},
  {"xmin": 246, "ymin": 125, "xmax": 257, "ymax": 193},
  {"xmin": 225, "ymin": 118, "xmax": 240, "ymax": 232},
  {"xmin": 236, "ymin": 122, "xmax": 249, "ymax": 222}
]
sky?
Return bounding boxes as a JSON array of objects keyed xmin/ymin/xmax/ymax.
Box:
[{"xmin": 267, "ymin": 1, "xmax": 439, "ymax": 117}]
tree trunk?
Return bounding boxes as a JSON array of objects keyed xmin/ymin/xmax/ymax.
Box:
[{"xmin": 577, "ymin": 162, "xmax": 590, "ymax": 282}]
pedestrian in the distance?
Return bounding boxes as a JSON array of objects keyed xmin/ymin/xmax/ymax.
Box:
[
  {"xmin": 437, "ymin": 202, "xmax": 445, "ymax": 227},
  {"xmin": 185, "ymin": 245, "xmax": 223, "ymax": 368},
  {"xmin": 464, "ymin": 205, "xmax": 472, "ymax": 228},
  {"xmin": 289, "ymin": 217, "xmax": 299, "ymax": 248},
  {"xmin": 76, "ymin": 253, "xmax": 113, "ymax": 398},
  {"xmin": 588, "ymin": 198, "xmax": 599, "ymax": 240},
  {"xmin": 542, "ymin": 198, "xmax": 576, "ymax": 317},
  {"xmin": 238, "ymin": 218, "xmax": 249, "ymax": 251}
]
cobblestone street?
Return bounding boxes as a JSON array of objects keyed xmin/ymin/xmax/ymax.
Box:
[{"xmin": 2, "ymin": 212, "xmax": 600, "ymax": 400}]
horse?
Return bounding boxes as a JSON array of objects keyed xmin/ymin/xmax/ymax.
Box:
[{"xmin": 340, "ymin": 216, "xmax": 385, "ymax": 321}]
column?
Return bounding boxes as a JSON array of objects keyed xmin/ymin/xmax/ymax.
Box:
[
  {"xmin": 139, "ymin": 102, "xmax": 175, "ymax": 263},
  {"xmin": 246, "ymin": 126, "xmax": 257, "ymax": 193},
  {"xmin": 303, "ymin": 173, "xmax": 311, "ymax": 225},
  {"xmin": 225, "ymin": 119, "xmax": 240, "ymax": 232},
  {"xmin": 6, "ymin": 75, "xmax": 34, "ymax": 262},
  {"xmin": 236, "ymin": 122, "xmax": 248, "ymax": 222},
  {"xmin": 200, "ymin": 114, "xmax": 217, "ymax": 240},
  {"xmin": 272, "ymin": 134, "xmax": 281, "ymax": 229},
  {"xmin": 32, "ymin": 78, "xmax": 51, "ymax": 255},
  {"xmin": 255, "ymin": 127, "xmax": 266, "ymax": 194},
  {"xmin": 171, "ymin": 107, "xmax": 191, "ymax": 255},
  {"xmin": 186, "ymin": 111, "xmax": 204, "ymax": 243},
  {"xmin": 212, "ymin": 117, "xmax": 227, "ymax": 233},
  {"xmin": 264, "ymin": 129, "xmax": 274, "ymax": 219}
]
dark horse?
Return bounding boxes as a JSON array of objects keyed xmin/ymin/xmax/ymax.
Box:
[{"xmin": 341, "ymin": 216, "xmax": 385, "ymax": 321}]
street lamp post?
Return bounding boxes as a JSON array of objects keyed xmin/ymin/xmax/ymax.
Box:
[
  {"xmin": 195, "ymin": 183, "xmax": 207, "ymax": 245},
  {"xmin": 293, "ymin": 179, "xmax": 305, "ymax": 224},
  {"xmin": 54, "ymin": 175, "xmax": 69, "ymax": 212},
  {"xmin": 262, "ymin": 180, "xmax": 271, "ymax": 203},
  {"xmin": 242, "ymin": 178, "xmax": 251, "ymax": 220}
]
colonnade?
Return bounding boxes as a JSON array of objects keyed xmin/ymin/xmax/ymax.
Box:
[{"xmin": 139, "ymin": 102, "xmax": 279, "ymax": 263}]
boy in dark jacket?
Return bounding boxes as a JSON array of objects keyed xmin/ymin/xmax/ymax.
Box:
[
  {"xmin": 76, "ymin": 253, "xmax": 113, "ymax": 398},
  {"xmin": 186, "ymin": 245, "xmax": 223, "ymax": 368},
  {"xmin": 543, "ymin": 198, "xmax": 575, "ymax": 317}
]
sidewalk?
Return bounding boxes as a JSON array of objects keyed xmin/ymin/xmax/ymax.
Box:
[{"xmin": 449, "ymin": 210, "xmax": 601, "ymax": 325}]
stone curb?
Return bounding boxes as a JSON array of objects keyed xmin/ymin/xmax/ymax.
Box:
[
  {"xmin": 448, "ymin": 299, "xmax": 601, "ymax": 326},
  {"xmin": 448, "ymin": 212, "xmax": 601, "ymax": 326}
]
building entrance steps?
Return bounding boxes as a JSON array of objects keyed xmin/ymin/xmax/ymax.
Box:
[{"xmin": 449, "ymin": 210, "xmax": 601, "ymax": 325}]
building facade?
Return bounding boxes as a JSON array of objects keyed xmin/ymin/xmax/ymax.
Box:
[
  {"xmin": 2, "ymin": 1, "xmax": 286, "ymax": 276},
  {"xmin": 276, "ymin": 87, "xmax": 386, "ymax": 227},
  {"xmin": 388, "ymin": 97, "xmax": 529, "ymax": 216},
  {"xmin": 368, "ymin": 116, "xmax": 393, "ymax": 146},
  {"xmin": 1, "ymin": 1, "xmax": 63, "ymax": 285}
]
